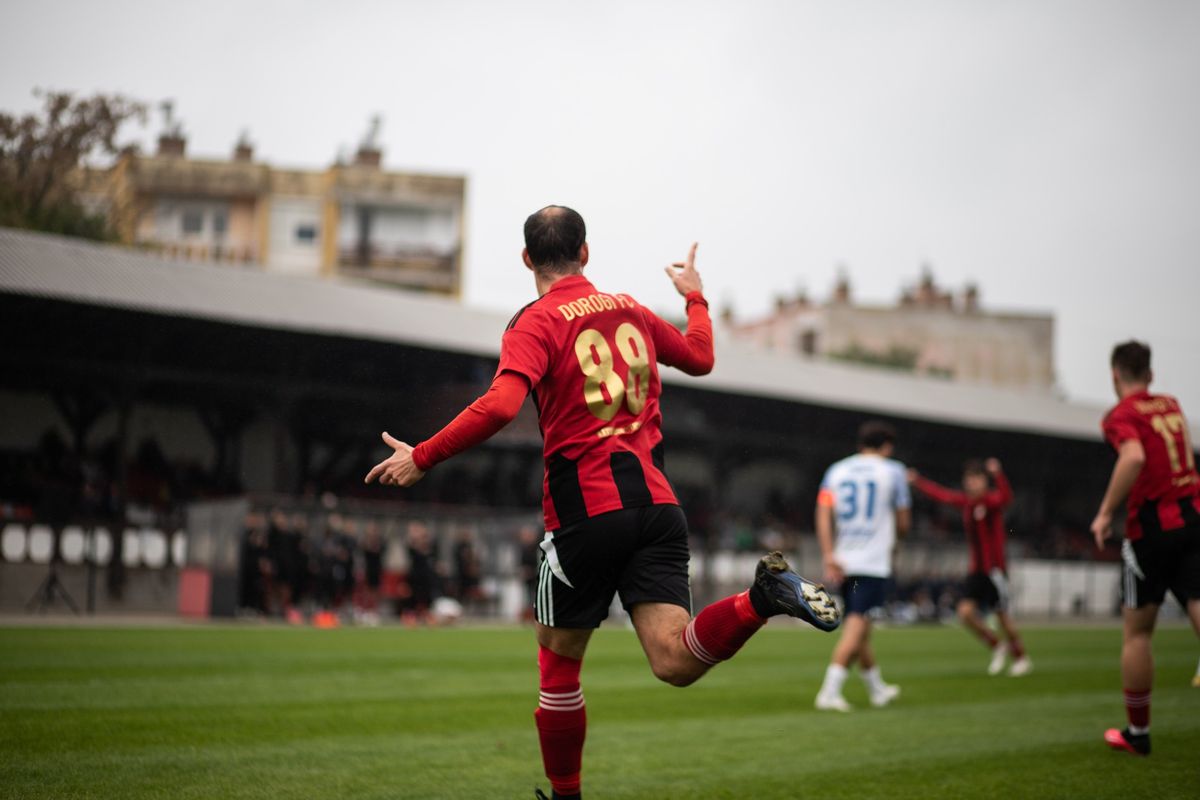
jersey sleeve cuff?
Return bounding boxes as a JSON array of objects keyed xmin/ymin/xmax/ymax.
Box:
[
  {"xmin": 684, "ymin": 290, "xmax": 708, "ymax": 309},
  {"xmin": 411, "ymin": 442, "xmax": 434, "ymax": 472}
]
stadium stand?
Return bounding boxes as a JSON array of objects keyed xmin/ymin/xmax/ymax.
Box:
[{"xmin": 3, "ymin": 228, "xmax": 1194, "ymax": 619}]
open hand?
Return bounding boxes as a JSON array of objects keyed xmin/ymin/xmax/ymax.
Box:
[
  {"xmin": 985, "ymin": 458, "xmax": 1002, "ymax": 474},
  {"xmin": 664, "ymin": 242, "xmax": 703, "ymax": 297},
  {"xmin": 364, "ymin": 432, "xmax": 426, "ymax": 487}
]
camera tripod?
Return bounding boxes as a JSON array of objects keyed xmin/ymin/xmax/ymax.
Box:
[{"xmin": 25, "ymin": 560, "xmax": 80, "ymax": 614}]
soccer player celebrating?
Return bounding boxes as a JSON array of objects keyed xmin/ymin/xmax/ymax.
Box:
[
  {"xmin": 813, "ymin": 421, "xmax": 911, "ymax": 712},
  {"xmin": 364, "ymin": 206, "xmax": 840, "ymax": 799},
  {"xmin": 1091, "ymin": 340, "xmax": 1200, "ymax": 757},
  {"xmin": 908, "ymin": 458, "xmax": 1031, "ymax": 676}
]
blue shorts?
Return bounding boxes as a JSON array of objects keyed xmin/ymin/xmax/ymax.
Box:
[{"xmin": 841, "ymin": 575, "xmax": 887, "ymax": 615}]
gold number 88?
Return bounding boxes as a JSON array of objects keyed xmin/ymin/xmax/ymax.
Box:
[{"xmin": 573, "ymin": 325, "xmax": 651, "ymax": 422}]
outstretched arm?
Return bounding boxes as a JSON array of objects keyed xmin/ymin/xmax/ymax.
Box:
[
  {"xmin": 1090, "ymin": 439, "xmax": 1146, "ymax": 549},
  {"xmin": 908, "ymin": 469, "xmax": 969, "ymax": 508},
  {"xmin": 647, "ymin": 242, "xmax": 714, "ymax": 376},
  {"xmin": 364, "ymin": 371, "xmax": 529, "ymax": 487}
]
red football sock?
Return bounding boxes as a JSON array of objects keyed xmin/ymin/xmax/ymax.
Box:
[
  {"xmin": 1008, "ymin": 637, "xmax": 1026, "ymax": 659},
  {"xmin": 682, "ymin": 590, "xmax": 766, "ymax": 666},
  {"xmin": 1124, "ymin": 689, "xmax": 1150, "ymax": 729},
  {"xmin": 535, "ymin": 646, "xmax": 586, "ymax": 796},
  {"xmin": 980, "ymin": 630, "xmax": 999, "ymax": 649}
]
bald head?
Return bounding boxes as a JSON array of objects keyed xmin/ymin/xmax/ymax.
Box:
[{"xmin": 523, "ymin": 205, "xmax": 587, "ymax": 275}]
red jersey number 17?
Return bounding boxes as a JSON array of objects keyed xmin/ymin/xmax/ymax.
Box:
[{"xmin": 1151, "ymin": 412, "xmax": 1196, "ymax": 476}]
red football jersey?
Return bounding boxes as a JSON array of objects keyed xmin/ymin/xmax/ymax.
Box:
[
  {"xmin": 1102, "ymin": 390, "xmax": 1200, "ymax": 540},
  {"xmin": 497, "ymin": 275, "xmax": 713, "ymax": 530},
  {"xmin": 913, "ymin": 471, "xmax": 1012, "ymax": 574}
]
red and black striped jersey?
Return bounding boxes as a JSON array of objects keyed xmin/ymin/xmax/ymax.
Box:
[
  {"xmin": 913, "ymin": 471, "xmax": 1013, "ymax": 574},
  {"xmin": 497, "ymin": 275, "xmax": 713, "ymax": 530},
  {"xmin": 1102, "ymin": 391, "xmax": 1200, "ymax": 540}
]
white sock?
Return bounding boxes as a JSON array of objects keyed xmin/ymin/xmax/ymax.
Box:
[
  {"xmin": 820, "ymin": 663, "xmax": 848, "ymax": 696},
  {"xmin": 1128, "ymin": 724, "xmax": 1149, "ymax": 736},
  {"xmin": 861, "ymin": 665, "xmax": 885, "ymax": 692},
  {"xmin": 1194, "ymin": 656, "xmax": 1200, "ymax": 677}
]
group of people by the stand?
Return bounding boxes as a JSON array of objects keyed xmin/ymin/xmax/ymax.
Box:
[{"xmin": 237, "ymin": 512, "xmax": 486, "ymax": 625}]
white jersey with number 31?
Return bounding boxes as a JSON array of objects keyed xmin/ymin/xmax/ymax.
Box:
[{"xmin": 819, "ymin": 454, "xmax": 911, "ymax": 578}]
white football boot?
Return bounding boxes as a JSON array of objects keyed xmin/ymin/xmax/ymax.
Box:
[
  {"xmin": 987, "ymin": 642, "xmax": 1007, "ymax": 676},
  {"xmin": 869, "ymin": 683, "xmax": 901, "ymax": 708},
  {"xmin": 814, "ymin": 692, "xmax": 853, "ymax": 712}
]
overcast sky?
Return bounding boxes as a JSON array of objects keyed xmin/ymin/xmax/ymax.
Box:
[{"xmin": 3, "ymin": 0, "xmax": 1198, "ymax": 416}]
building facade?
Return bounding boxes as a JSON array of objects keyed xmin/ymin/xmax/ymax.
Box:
[
  {"xmin": 728, "ymin": 270, "xmax": 1056, "ymax": 391},
  {"xmin": 79, "ymin": 124, "xmax": 465, "ymax": 295}
]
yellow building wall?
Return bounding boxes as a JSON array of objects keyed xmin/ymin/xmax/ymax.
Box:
[
  {"xmin": 319, "ymin": 166, "xmax": 340, "ymax": 276},
  {"xmin": 255, "ymin": 195, "xmax": 271, "ymax": 265},
  {"xmin": 227, "ymin": 199, "xmax": 259, "ymax": 257}
]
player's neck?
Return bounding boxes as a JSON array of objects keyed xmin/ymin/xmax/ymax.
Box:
[
  {"xmin": 1118, "ymin": 382, "xmax": 1150, "ymax": 400},
  {"xmin": 534, "ymin": 267, "xmax": 585, "ymax": 297}
]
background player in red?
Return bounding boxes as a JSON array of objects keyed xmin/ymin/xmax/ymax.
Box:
[
  {"xmin": 364, "ymin": 206, "xmax": 839, "ymax": 799},
  {"xmin": 909, "ymin": 458, "xmax": 1031, "ymax": 677},
  {"xmin": 1091, "ymin": 340, "xmax": 1200, "ymax": 756}
]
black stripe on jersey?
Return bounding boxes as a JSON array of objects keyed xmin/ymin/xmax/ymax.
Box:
[
  {"xmin": 1181, "ymin": 498, "xmax": 1200, "ymax": 527},
  {"xmin": 650, "ymin": 442, "xmax": 677, "ymax": 496},
  {"xmin": 610, "ymin": 452, "xmax": 653, "ymax": 508},
  {"xmin": 1138, "ymin": 499, "xmax": 1162, "ymax": 537},
  {"xmin": 650, "ymin": 443, "xmax": 665, "ymax": 473},
  {"xmin": 506, "ymin": 299, "xmax": 538, "ymax": 331},
  {"xmin": 547, "ymin": 453, "xmax": 587, "ymax": 526}
]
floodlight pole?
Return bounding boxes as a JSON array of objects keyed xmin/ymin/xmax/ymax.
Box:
[{"xmin": 86, "ymin": 525, "xmax": 97, "ymax": 614}]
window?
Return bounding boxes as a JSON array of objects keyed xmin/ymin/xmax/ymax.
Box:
[
  {"xmin": 212, "ymin": 213, "xmax": 228, "ymax": 237},
  {"xmin": 181, "ymin": 210, "xmax": 204, "ymax": 235},
  {"xmin": 295, "ymin": 224, "xmax": 318, "ymax": 243},
  {"xmin": 800, "ymin": 329, "xmax": 818, "ymax": 356}
]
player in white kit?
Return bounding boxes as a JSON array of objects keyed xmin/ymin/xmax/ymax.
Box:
[{"xmin": 814, "ymin": 421, "xmax": 911, "ymax": 711}]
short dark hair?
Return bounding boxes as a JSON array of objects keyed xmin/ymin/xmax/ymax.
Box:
[
  {"xmin": 962, "ymin": 459, "xmax": 986, "ymax": 478},
  {"xmin": 858, "ymin": 420, "xmax": 897, "ymax": 450},
  {"xmin": 1111, "ymin": 340, "xmax": 1151, "ymax": 382},
  {"xmin": 524, "ymin": 205, "xmax": 586, "ymax": 273}
]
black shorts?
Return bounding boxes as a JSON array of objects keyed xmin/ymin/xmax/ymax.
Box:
[
  {"xmin": 963, "ymin": 570, "xmax": 1009, "ymax": 613},
  {"xmin": 534, "ymin": 504, "xmax": 692, "ymax": 629},
  {"xmin": 841, "ymin": 575, "xmax": 888, "ymax": 615},
  {"xmin": 1121, "ymin": 524, "xmax": 1200, "ymax": 609}
]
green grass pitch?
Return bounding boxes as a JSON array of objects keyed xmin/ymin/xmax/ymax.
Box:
[{"xmin": 1, "ymin": 622, "xmax": 1197, "ymax": 799}]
